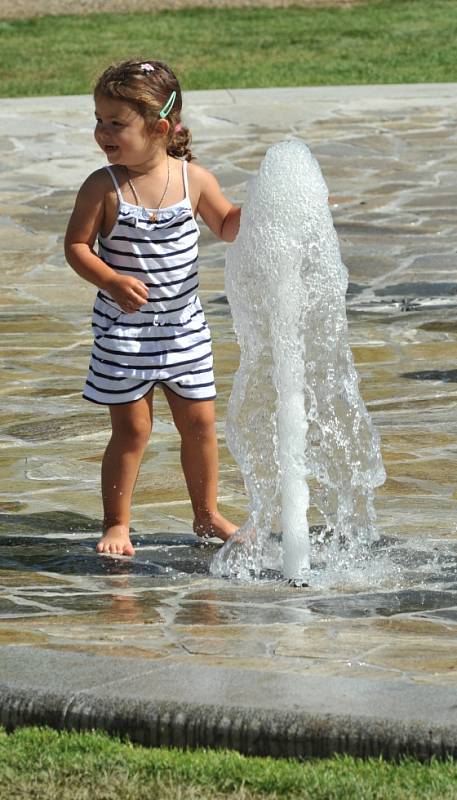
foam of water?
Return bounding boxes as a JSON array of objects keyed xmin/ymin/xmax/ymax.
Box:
[{"xmin": 211, "ymin": 139, "xmax": 386, "ymax": 583}]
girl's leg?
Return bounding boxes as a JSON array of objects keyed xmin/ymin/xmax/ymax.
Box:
[
  {"xmin": 163, "ymin": 387, "xmax": 238, "ymax": 541},
  {"xmin": 97, "ymin": 391, "xmax": 153, "ymax": 555}
]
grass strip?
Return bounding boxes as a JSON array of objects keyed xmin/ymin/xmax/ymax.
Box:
[
  {"xmin": 1, "ymin": 726, "xmax": 457, "ymax": 799},
  {"xmin": 0, "ymin": 0, "xmax": 456, "ymax": 98}
]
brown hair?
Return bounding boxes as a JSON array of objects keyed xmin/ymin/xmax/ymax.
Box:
[{"xmin": 94, "ymin": 58, "xmax": 193, "ymax": 161}]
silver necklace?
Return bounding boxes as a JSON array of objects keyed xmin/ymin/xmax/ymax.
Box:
[{"xmin": 126, "ymin": 158, "xmax": 170, "ymax": 222}]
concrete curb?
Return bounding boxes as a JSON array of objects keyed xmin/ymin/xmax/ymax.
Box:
[{"xmin": 2, "ymin": 684, "xmax": 457, "ymax": 761}]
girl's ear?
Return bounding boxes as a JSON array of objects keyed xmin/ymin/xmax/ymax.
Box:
[{"xmin": 155, "ymin": 118, "xmax": 170, "ymax": 136}]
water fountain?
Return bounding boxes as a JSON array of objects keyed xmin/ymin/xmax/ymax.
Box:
[{"xmin": 211, "ymin": 139, "xmax": 386, "ymax": 583}]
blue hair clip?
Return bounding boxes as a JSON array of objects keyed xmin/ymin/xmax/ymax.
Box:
[{"xmin": 159, "ymin": 91, "xmax": 176, "ymax": 119}]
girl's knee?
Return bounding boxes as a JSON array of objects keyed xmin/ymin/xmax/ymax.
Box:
[
  {"xmin": 109, "ymin": 397, "xmax": 153, "ymax": 447},
  {"xmin": 111, "ymin": 413, "xmax": 152, "ymax": 448},
  {"xmin": 179, "ymin": 409, "xmax": 216, "ymax": 441},
  {"xmin": 166, "ymin": 393, "xmax": 216, "ymax": 440}
]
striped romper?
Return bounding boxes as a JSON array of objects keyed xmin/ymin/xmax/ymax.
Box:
[{"xmin": 83, "ymin": 161, "xmax": 216, "ymax": 405}]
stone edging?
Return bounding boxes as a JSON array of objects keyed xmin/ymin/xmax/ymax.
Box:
[{"xmin": 1, "ymin": 685, "xmax": 456, "ymax": 761}]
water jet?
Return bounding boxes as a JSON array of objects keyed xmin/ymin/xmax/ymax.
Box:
[{"xmin": 211, "ymin": 140, "xmax": 386, "ymax": 583}]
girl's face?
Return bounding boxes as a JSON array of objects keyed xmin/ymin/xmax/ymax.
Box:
[{"xmin": 94, "ymin": 95, "xmax": 160, "ymax": 167}]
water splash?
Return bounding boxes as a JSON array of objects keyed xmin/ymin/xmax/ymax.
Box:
[{"xmin": 211, "ymin": 139, "xmax": 386, "ymax": 583}]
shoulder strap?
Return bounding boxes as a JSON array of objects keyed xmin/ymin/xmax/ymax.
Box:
[
  {"xmin": 182, "ymin": 159, "xmax": 190, "ymax": 200},
  {"xmin": 104, "ymin": 165, "xmax": 124, "ymax": 203}
]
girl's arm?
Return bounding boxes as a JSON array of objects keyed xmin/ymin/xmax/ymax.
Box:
[
  {"xmin": 190, "ymin": 164, "xmax": 241, "ymax": 243},
  {"xmin": 65, "ymin": 170, "xmax": 148, "ymax": 312}
]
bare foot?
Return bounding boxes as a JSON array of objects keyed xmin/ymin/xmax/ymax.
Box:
[
  {"xmin": 96, "ymin": 524, "xmax": 135, "ymax": 556},
  {"xmin": 193, "ymin": 511, "xmax": 238, "ymax": 542}
]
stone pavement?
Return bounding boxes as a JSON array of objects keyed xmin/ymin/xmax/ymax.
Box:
[{"xmin": 1, "ymin": 84, "xmax": 457, "ymax": 759}]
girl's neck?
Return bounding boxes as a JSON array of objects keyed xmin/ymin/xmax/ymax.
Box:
[{"xmin": 126, "ymin": 149, "xmax": 169, "ymax": 178}]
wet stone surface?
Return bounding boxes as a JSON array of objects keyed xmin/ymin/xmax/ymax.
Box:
[{"xmin": 1, "ymin": 86, "xmax": 457, "ymax": 685}]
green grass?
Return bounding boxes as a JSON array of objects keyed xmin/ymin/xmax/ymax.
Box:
[
  {"xmin": 0, "ymin": 0, "xmax": 457, "ymax": 97},
  {"xmin": 1, "ymin": 726, "xmax": 457, "ymax": 799}
]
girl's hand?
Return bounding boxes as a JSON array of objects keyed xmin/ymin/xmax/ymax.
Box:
[{"xmin": 106, "ymin": 274, "xmax": 149, "ymax": 313}]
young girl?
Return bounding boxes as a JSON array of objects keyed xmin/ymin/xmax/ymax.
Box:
[{"xmin": 65, "ymin": 58, "xmax": 240, "ymax": 557}]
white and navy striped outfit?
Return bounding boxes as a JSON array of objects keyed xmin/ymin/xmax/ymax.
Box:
[{"xmin": 83, "ymin": 161, "xmax": 216, "ymax": 405}]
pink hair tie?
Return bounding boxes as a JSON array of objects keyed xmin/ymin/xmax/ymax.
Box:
[{"xmin": 174, "ymin": 123, "xmax": 183, "ymax": 133}]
